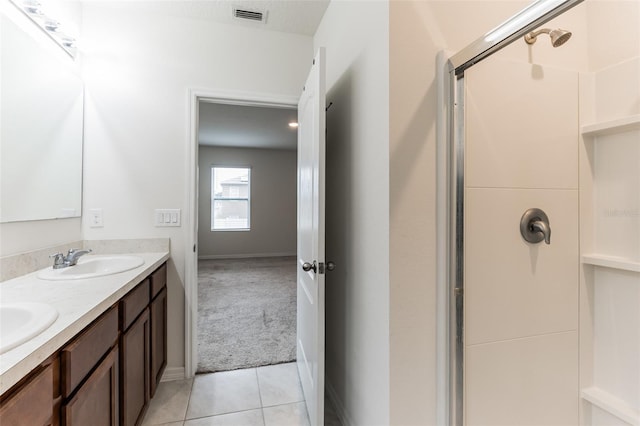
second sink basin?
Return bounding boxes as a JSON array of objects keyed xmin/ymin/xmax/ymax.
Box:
[
  {"xmin": 0, "ymin": 302, "xmax": 59, "ymax": 354},
  {"xmin": 37, "ymin": 255, "xmax": 145, "ymax": 281}
]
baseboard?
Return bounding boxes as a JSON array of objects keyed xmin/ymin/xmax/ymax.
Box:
[
  {"xmin": 161, "ymin": 367, "xmax": 186, "ymax": 382},
  {"xmin": 326, "ymin": 379, "xmax": 353, "ymax": 426},
  {"xmin": 198, "ymin": 252, "xmax": 296, "ymax": 260}
]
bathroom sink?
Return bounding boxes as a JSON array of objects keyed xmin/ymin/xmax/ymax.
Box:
[
  {"xmin": 0, "ymin": 302, "xmax": 59, "ymax": 354},
  {"xmin": 37, "ymin": 255, "xmax": 145, "ymax": 281}
]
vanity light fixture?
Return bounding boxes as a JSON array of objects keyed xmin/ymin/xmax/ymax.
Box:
[
  {"xmin": 9, "ymin": 0, "xmax": 77, "ymax": 57},
  {"xmin": 42, "ymin": 18, "xmax": 59, "ymax": 32},
  {"xmin": 289, "ymin": 122, "xmax": 299, "ymax": 128},
  {"xmin": 21, "ymin": 0, "xmax": 41, "ymax": 14}
]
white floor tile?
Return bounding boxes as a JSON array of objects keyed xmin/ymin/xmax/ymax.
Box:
[
  {"xmin": 143, "ymin": 378, "xmax": 193, "ymax": 425},
  {"xmin": 184, "ymin": 409, "xmax": 264, "ymax": 426},
  {"xmin": 257, "ymin": 363, "xmax": 304, "ymax": 407},
  {"xmin": 263, "ymin": 402, "xmax": 310, "ymax": 426},
  {"xmin": 186, "ymin": 369, "xmax": 261, "ymax": 419}
]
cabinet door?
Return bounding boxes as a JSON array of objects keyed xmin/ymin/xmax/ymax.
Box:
[
  {"xmin": 120, "ymin": 308, "xmax": 150, "ymax": 426},
  {"xmin": 62, "ymin": 347, "xmax": 118, "ymax": 426},
  {"xmin": 0, "ymin": 362, "xmax": 54, "ymax": 426},
  {"xmin": 150, "ymin": 286, "xmax": 167, "ymax": 397}
]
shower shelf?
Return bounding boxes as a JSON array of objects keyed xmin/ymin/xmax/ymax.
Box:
[
  {"xmin": 581, "ymin": 254, "xmax": 640, "ymax": 273},
  {"xmin": 581, "ymin": 114, "xmax": 640, "ymax": 137},
  {"xmin": 581, "ymin": 387, "xmax": 640, "ymax": 426}
]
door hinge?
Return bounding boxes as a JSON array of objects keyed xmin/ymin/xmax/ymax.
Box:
[{"xmin": 193, "ymin": 244, "xmax": 196, "ymax": 253}]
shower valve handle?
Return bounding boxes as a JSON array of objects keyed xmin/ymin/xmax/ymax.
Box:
[
  {"xmin": 531, "ymin": 220, "xmax": 551, "ymax": 245},
  {"xmin": 520, "ymin": 208, "xmax": 551, "ymax": 245}
]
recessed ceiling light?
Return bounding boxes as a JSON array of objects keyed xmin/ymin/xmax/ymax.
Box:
[{"xmin": 288, "ymin": 122, "xmax": 299, "ymax": 128}]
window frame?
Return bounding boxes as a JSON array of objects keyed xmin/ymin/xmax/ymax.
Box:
[{"xmin": 210, "ymin": 166, "xmax": 251, "ymax": 232}]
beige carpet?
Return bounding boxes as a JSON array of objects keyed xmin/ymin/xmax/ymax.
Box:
[{"xmin": 197, "ymin": 257, "xmax": 297, "ymax": 373}]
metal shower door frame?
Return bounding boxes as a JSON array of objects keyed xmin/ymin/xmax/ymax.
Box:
[{"xmin": 443, "ymin": 1, "xmax": 584, "ymax": 424}]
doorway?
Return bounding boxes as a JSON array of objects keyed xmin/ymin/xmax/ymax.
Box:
[
  {"xmin": 190, "ymin": 97, "xmax": 299, "ymax": 375},
  {"xmin": 186, "ymin": 49, "xmax": 331, "ymax": 425},
  {"xmin": 185, "ymin": 90, "xmax": 299, "ymax": 377}
]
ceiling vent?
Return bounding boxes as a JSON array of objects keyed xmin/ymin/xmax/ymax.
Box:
[{"xmin": 233, "ymin": 7, "xmax": 267, "ymax": 23}]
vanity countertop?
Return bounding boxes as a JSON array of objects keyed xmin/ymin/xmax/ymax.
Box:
[{"xmin": 0, "ymin": 251, "xmax": 170, "ymax": 395}]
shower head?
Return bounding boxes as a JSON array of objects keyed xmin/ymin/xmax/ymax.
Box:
[{"xmin": 524, "ymin": 28, "xmax": 572, "ymax": 47}]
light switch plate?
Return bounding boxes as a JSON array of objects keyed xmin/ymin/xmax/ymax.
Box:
[
  {"xmin": 155, "ymin": 209, "xmax": 181, "ymax": 227},
  {"xmin": 88, "ymin": 208, "xmax": 103, "ymax": 228}
]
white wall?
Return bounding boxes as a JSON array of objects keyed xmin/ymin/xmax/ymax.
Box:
[
  {"xmin": 197, "ymin": 146, "xmax": 297, "ymax": 258},
  {"xmin": 586, "ymin": 0, "xmax": 640, "ymax": 72},
  {"xmin": 314, "ymin": 2, "xmax": 390, "ymax": 424},
  {"xmin": 80, "ymin": 2, "xmax": 312, "ymax": 370}
]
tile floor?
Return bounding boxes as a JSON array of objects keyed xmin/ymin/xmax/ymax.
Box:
[{"xmin": 142, "ymin": 362, "xmax": 342, "ymax": 426}]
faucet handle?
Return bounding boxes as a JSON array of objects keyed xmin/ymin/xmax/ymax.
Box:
[{"xmin": 49, "ymin": 252, "xmax": 65, "ymax": 268}]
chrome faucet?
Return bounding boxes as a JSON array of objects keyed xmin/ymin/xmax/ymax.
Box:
[{"xmin": 50, "ymin": 248, "xmax": 92, "ymax": 269}]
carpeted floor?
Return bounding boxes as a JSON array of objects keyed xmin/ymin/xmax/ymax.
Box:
[{"xmin": 197, "ymin": 256, "xmax": 297, "ymax": 374}]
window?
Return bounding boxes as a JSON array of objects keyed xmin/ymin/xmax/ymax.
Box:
[{"xmin": 211, "ymin": 167, "xmax": 251, "ymax": 231}]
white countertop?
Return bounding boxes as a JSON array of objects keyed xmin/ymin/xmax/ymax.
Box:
[{"xmin": 0, "ymin": 251, "xmax": 170, "ymax": 395}]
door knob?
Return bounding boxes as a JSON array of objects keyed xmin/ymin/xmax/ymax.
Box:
[
  {"xmin": 326, "ymin": 261, "xmax": 336, "ymax": 271},
  {"xmin": 302, "ymin": 261, "xmax": 317, "ymax": 273},
  {"xmin": 520, "ymin": 208, "xmax": 551, "ymax": 244}
]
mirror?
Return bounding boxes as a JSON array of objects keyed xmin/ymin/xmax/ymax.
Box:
[{"xmin": 0, "ymin": 13, "xmax": 83, "ymax": 223}]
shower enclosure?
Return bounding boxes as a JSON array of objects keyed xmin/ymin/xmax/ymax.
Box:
[{"xmin": 441, "ymin": 0, "xmax": 640, "ymax": 425}]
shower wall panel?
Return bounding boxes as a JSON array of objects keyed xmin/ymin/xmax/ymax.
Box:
[{"xmin": 464, "ymin": 57, "xmax": 580, "ymax": 426}]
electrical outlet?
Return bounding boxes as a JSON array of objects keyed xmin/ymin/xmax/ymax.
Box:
[
  {"xmin": 88, "ymin": 208, "xmax": 103, "ymax": 228},
  {"xmin": 155, "ymin": 209, "xmax": 181, "ymax": 227}
]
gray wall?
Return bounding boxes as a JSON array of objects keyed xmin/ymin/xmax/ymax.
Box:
[{"xmin": 198, "ymin": 146, "xmax": 297, "ymax": 258}]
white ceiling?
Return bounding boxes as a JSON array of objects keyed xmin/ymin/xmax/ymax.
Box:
[
  {"xmin": 101, "ymin": 1, "xmax": 330, "ymax": 36},
  {"xmin": 198, "ymin": 102, "xmax": 298, "ymax": 150}
]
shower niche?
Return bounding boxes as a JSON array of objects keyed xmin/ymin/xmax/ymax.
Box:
[{"xmin": 579, "ymin": 56, "xmax": 640, "ymax": 426}]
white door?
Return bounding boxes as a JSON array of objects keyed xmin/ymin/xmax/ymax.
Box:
[{"xmin": 297, "ymin": 47, "xmax": 326, "ymax": 426}]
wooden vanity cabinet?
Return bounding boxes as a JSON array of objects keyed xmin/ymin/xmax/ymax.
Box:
[
  {"xmin": 149, "ymin": 264, "xmax": 167, "ymax": 397},
  {"xmin": 0, "ymin": 261, "xmax": 168, "ymax": 426}
]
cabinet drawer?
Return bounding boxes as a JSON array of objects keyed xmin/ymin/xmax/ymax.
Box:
[
  {"xmin": 0, "ymin": 362, "xmax": 54, "ymax": 426},
  {"xmin": 62, "ymin": 346, "xmax": 118, "ymax": 426},
  {"xmin": 120, "ymin": 279, "xmax": 150, "ymax": 331},
  {"xmin": 61, "ymin": 306, "xmax": 118, "ymax": 398},
  {"xmin": 150, "ymin": 264, "xmax": 167, "ymax": 299}
]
